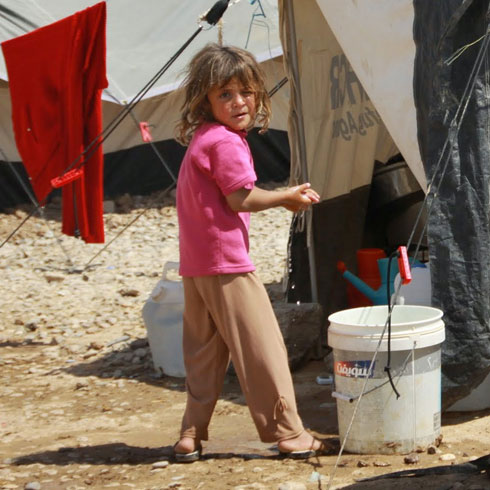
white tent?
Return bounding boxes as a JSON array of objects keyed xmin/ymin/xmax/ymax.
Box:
[{"xmin": 0, "ymin": 0, "xmax": 289, "ymax": 161}]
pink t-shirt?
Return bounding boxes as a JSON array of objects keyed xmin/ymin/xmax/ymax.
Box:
[{"xmin": 177, "ymin": 122, "xmax": 257, "ymax": 276}]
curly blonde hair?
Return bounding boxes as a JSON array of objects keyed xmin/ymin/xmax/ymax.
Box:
[{"xmin": 175, "ymin": 43, "xmax": 271, "ymax": 145}]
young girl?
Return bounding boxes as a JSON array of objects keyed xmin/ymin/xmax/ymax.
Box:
[{"xmin": 173, "ymin": 43, "xmax": 323, "ymax": 462}]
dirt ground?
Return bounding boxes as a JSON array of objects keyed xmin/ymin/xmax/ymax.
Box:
[{"xmin": 1, "ymin": 191, "xmax": 490, "ymax": 490}]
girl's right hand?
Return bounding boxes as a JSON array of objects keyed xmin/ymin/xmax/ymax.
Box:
[{"xmin": 283, "ymin": 183, "xmax": 320, "ymax": 212}]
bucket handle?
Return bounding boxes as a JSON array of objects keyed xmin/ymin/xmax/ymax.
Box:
[{"xmin": 162, "ymin": 261, "xmax": 180, "ymax": 280}]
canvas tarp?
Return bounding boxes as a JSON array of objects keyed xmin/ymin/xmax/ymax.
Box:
[
  {"xmin": 280, "ymin": 0, "xmax": 406, "ymax": 200},
  {"xmin": 316, "ymin": 0, "xmax": 427, "ymax": 191},
  {"xmin": 279, "ymin": 0, "xmax": 401, "ymax": 311}
]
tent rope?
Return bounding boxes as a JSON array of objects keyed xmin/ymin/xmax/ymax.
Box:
[
  {"xmin": 57, "ymin": 26, "xmax": 204, "ymax": 179},
  {"xmin": 326, "ymin": 15, "xmax": 490, "ymax": 490},
  {"xmin": 103, "ymin": 89, "xmax": 178, "ymax": 183},
  {"xmin": 445, "ymin": 33, "xmax": 487, "ymax": 65},
  {"xmin": 217, "ymin": 18, "xmax": 223, "ymax": 45}
]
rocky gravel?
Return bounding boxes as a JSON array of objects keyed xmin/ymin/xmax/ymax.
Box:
[{"xmin": 1, "ymin": 186, "xmax": 490, "ymax": 490}]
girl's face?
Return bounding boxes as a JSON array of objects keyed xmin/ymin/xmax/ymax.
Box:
[{"xmin": 207, "ymin": 77, "xmax": 256, "ymax": 132}]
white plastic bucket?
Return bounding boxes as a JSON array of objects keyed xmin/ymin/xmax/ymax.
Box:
[
  {"xmin": 327, "ymin": 305, "xmax": 445, "ymax": 454},
  {"xmin": 142, "ymin": 262, "xmax": 186, "ymax": 378}
]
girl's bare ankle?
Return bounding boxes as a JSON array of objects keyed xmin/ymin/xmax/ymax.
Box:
[{"xmin": 175, "ymin": 437, "xmax": 199, "ymax": 454}]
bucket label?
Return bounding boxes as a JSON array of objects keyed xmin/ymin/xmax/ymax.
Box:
[{"xmin": 335, "ymin": 360, "xmax": 375, "ymax": 378}]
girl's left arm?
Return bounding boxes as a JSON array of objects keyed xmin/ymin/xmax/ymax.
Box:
[{"xmin": 226, "ymin": 183, "xmax": 319, "ymax": 213}]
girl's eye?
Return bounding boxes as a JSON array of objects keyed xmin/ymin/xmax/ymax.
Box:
[{"xmin": 219, "ymin": 91, "xmax": 231, "ymax": 99}]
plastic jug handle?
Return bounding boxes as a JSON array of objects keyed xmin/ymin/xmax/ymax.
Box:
[{"xmin": 162, "ymin": 261, "xmax": 180, "ymax": 280}]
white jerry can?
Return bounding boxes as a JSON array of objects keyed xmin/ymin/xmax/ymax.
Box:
[
  {"xmin": 142, "ymin": 261, "xmax": 186, "ymax": 377},
  {"xmin": 393, "ymin": 263, "xmax": 432, "ymax": 306}
]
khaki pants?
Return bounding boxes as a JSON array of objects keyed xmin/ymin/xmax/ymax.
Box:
[{"xmin": 180, "ymin": 272, "xmax": 304, "ymax": 443}]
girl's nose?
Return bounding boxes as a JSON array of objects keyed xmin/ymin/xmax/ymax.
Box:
[{"xmin": 233, "ymin": 94, "xmax": 245, "ymax": 106}]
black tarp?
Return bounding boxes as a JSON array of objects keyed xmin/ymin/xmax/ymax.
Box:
[{"xmin": 413, "ymin": 0, "xmax": 490, "ymax": 409}]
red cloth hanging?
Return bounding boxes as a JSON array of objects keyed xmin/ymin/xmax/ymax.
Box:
[{"xmin": 2, "ymin": 2, "xmax": 108, "ymax": 243}]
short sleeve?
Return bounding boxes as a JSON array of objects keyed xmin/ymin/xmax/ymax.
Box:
[{"xmin": 209, "ymin": 135, "xmax": 257, "ymax": 196}]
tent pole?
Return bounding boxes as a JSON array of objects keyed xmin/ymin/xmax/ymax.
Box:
[{"xmin": 284, "ymin": 0, "xmax": 319, "ymax": 304}]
